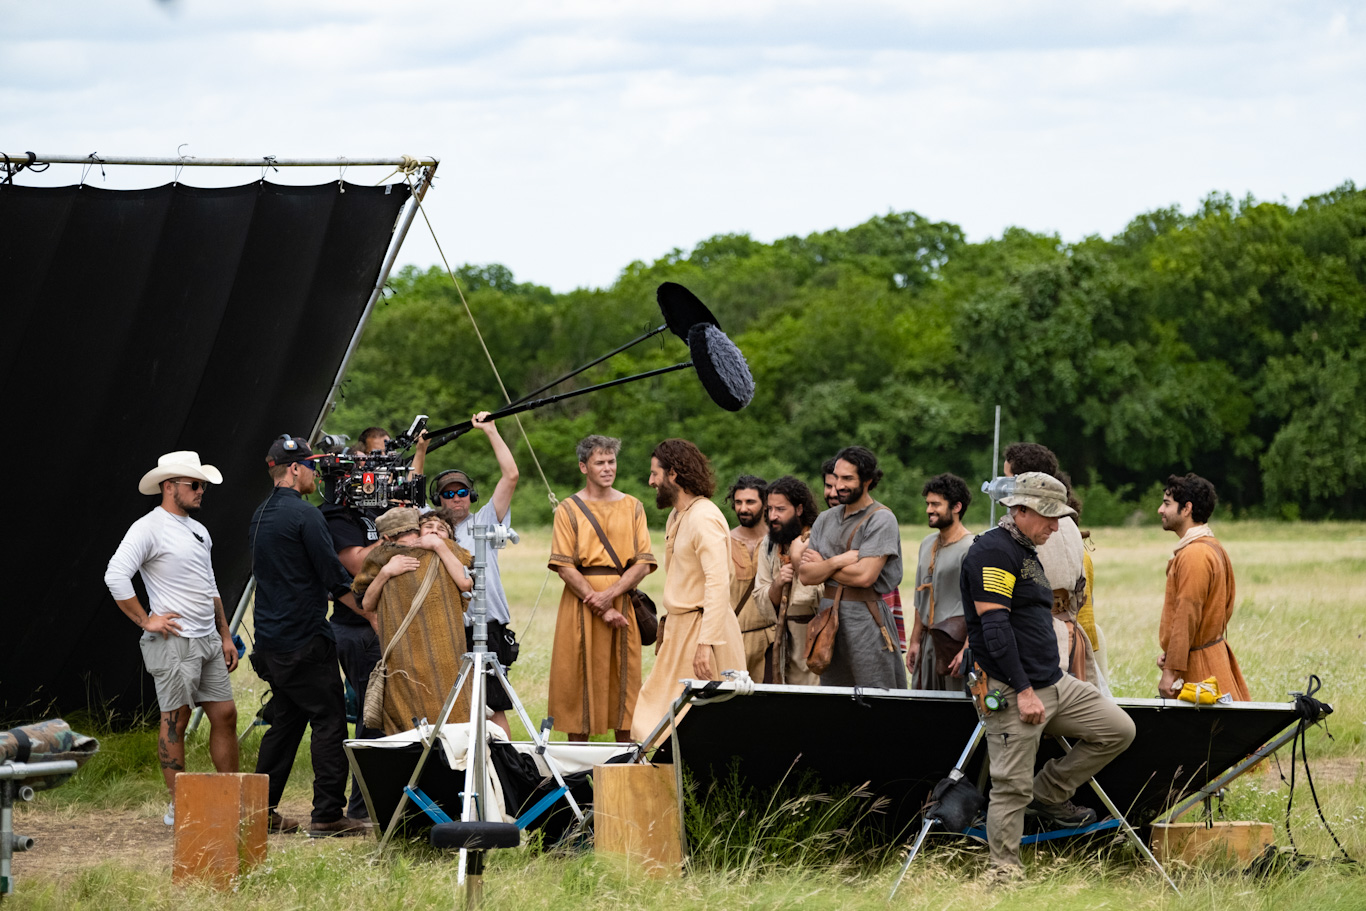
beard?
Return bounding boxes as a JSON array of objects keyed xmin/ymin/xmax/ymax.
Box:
[
  {"xmin": 928, "ymin": 510, "xmax": 954, "ymax": 530},
  {"xmin": 768, "ymin": 514, "xmax": 803, "ymax": 546},
  {"xmin": 173, "ymin": 490, "xmax": 202, "ymax": 514},
  {"xmin": 654, "ymin": 478, "xmax": 679, "ymax": 509},
  {"xmin": 837, "ymin": 482, "xmax": 868, "ymax": 505},
  {"xmin": 735, "ymin": 510, "xmax": 762, "ymax": 528}
]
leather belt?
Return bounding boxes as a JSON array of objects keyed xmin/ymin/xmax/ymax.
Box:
[
  {"xmin": 578, "ymin": 566, "xmax": 622, "ymax": 576},
  {"xmin": 1190, "ymin": 635, "xmax": 1225, "ymax": 652},
  {"xmin": 823, "ymin": 583, "xmax": 880, "ymax": 602}
]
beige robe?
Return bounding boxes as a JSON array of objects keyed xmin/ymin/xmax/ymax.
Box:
[
  {"xmin": 545, "ymin": 495, "xmax": 656, "ymax": 735},
  {"xmin": 752, "ymin": 532, "xmax": 821, "ymax": 685},
  {"xmin": 730, "ymin": 533, "xmax": 773, "ymax": 680},
  {"xmin": 630, "ymin": 497, "xmax": 746, "ymax": 743}
]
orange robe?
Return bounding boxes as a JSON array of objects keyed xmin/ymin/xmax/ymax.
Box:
[
  {"xmin": 1160, "ymin": 536, "xmax": 1251, "ymax": 701},
  {"xmin": 546, "ymin": 495, "xmax": 656, "ymax": 736},
  {"xmin": 630, "ymin": 497, "xmax": 746, "ymax": 743}
]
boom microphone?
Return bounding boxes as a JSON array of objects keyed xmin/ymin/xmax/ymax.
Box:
[{"xmin": 688, "ymin": 322, "xmax": 754, "ymax": 411}]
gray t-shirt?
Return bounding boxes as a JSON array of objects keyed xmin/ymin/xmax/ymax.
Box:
[
  {"xmin": 808, "ymin": 501, "xmax": 903, "ymax": 594},
  {"xmin": 912, "ymin": 531, "xmax": 975, "ymax": 625},
  {"xmin": 453, "ymin": 501, "xmax": 512, "ymax": 624}
]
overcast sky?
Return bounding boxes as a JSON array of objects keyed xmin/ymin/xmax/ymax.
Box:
[{"xmin": 4, "ymin": 1, "xmax": 1363, "ymax": 292}]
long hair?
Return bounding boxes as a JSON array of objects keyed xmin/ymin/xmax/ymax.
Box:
[
  {"xmin": 766, "ymin": 475, "xmax": 820, "ymax": 528},
  {"xmin": 652, "ymin": 439, "xmax": 716, "ymax": 498},
  {"xmin": 832, "ymin": 445, "xmax": 883, "ymax": 490}
]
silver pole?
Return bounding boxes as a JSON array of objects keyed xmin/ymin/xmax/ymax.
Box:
[
  {"xmin": 990, "ymin": 405, "xmax": 1001, "ymax": 525},
  {"xmin": 1152, "ymin": 720, "xmax": 1304, "ymax": 825},
  {"xmin": 3, "ymin": 154, "xmax": 437, "ymax": 167},
  {"xmin": 310, "ymin": 161, "xmax": 439, "ymax": 442},
  {"xmin": 888, "ymin": 722, "xmax": 985, "ymax": 899},
  {"xmin": 186, "ymin": 577, "xmax": 257, "ymax": 737}
]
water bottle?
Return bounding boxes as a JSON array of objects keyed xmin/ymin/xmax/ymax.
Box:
[{"xmin": 981, "ymin": 476, "xmax": 1016, "ymax": 502}]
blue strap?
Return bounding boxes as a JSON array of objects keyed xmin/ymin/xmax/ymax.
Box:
[
  {"xmin": 965, "ymin": 817, "xmax": 1121, "ymax": 845},
  {"xmin": 515, "ymin": 786, "xmax": 568, "ymax": 830},
  {"xmin": 405, "ymin": 786, "xmax": 453, "ymax": 824}
]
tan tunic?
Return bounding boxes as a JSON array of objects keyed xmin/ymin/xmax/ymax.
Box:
[
  {"xmin": 730, "ymin": 533, "xmax": 773, "ymax": 680},
  {"xmin": 630, "ymin": 497, "xmax": 746, "ymax": 742},
  {"xmin": 352, "ymin": 541, "xmax": 471, "ymax": 735},
  {"xmin": 1161, "ymin": 535, "xmax": 1250, "ymax": 700},
  {"xmin": 545, "ymin": 495, "xmax": 656, "ymax": 735},
  {"xmin": 752, "ymin": 532, "xmax": 821, "ymax": 685}
]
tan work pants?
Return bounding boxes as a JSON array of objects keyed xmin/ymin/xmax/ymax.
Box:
[{"xmin": 982, "ymin": 673, "xmax": 1135, "ymax": 869}]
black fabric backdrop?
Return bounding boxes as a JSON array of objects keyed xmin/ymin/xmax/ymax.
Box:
[{"xmin": 0, "ymin": 179, "xmax": 411, "ymax": 724}]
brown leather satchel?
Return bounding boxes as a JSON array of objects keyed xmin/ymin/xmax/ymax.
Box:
[
  {"xmin": 803, "ymin": 505, "xmax": 889, "ymax": 675},
  {"xmin": 569, "ymin": 495, "xmax": 658, "ymax": 646}
]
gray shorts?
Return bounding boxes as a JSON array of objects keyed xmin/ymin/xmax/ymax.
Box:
[{"xmin": 139, "ymin": 631, "xmax": 234, "ymax": 712}]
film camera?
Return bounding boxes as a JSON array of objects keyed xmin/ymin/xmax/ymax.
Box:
[{"xmin": 316, "ymin": 414, "xmax": 428, "ymax": 511}]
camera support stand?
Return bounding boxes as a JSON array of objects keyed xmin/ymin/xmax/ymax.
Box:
[{"xmin": 375, "ymin": 524, "xmax": 584, "ymax": 863}]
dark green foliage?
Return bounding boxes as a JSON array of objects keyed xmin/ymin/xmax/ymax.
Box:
[{"xmin": 328, "ymin": 183, "xmax": 1366, "ymax": 524}]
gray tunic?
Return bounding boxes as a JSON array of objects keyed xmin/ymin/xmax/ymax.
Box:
[
  {"xmin": 910, "ymin": 531, "xmax": 975, "ymax": 690},
  {"xmin": 808, "ymin": 501, "xmax": 906, "ymax": 689}
]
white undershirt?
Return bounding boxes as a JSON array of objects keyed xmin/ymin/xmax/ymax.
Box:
[{"xmin": 105, "ymin": 506, "xmax": 221, "ymax": 638}]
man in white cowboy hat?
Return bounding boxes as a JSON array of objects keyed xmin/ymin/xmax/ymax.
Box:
[
  {"xmin": 960, "ymin": 471, "xmax": 1135, "ymax": 883},
  {"xmin": 105, "ymin": 451, "xmax": 239, "ymax": 827}
]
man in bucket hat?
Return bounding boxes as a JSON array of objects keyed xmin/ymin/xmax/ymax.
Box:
[
  {"xmin": 960, "ymin": 472, "xmax": 1135, "ymax": 883},
  {"xmin": 105, "ymin": 451, "xmax": 238, "ymax": 827}
]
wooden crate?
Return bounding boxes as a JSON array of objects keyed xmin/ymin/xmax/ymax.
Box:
[
  {"xmin": 172, "ymin": 773, "xmax": 269, "ymax": 889},
  {"xmin": 593, "ymin": 763, "xmax": 682, "ymax": 878},
  {"xmin": 1150, "ymin": 821, "xmax": 1273, "ymax": 867}
]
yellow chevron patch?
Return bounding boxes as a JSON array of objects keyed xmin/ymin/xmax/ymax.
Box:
[{"xmin": 981, "ymin": 567, "xmax": 1016, "ymax": 598}]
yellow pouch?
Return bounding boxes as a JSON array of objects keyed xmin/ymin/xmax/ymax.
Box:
[{"xmin": 1178, "ymin": 676, "xmax": 1221, "ymax": 705}]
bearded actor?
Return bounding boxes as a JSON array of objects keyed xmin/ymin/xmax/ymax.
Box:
[
  {"xmin": 908, "ymin": 473, "xmax": 975, "ymax": 690},
  {"xmin": 727, "ymin": 475, "xmax": 773, "ymax": 680},
  {"xmin": 1156, "ymin": 473, "xmax": 1251, "ymax": 701},
  {"xmin": 797, "ymin": 446, "xmax": 906, "ymax": 689},
  {"xmin": 630, "ymin": 440, "xmax": 745, "ymax": 743},
  {"xmin": 752, "ymin": 475, "xmax": 823, "ymax": 685}
]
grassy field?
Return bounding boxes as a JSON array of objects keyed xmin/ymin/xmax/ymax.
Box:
[{"xmin": 10, "ymin": 522, "xmax": 1364, "ymax": 908}]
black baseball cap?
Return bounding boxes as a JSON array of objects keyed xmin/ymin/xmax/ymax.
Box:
[{"xmin": 266, "ymin": 435, "xmax": 314, "ymax": 467}]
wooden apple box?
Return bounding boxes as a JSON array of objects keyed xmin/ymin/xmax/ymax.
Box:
[
  {"xmin": 1150, "ymin": 821, "xmax": 1273, "ymax": 867},
  {"xmin": 172, "ymin": 773, "xmax": 269, "ymax": 889},
  {"xmin": 593, "ymin": 763, "xmax": 682, "ymax": 878}
]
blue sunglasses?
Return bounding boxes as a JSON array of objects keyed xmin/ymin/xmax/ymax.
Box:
[{"xmin": 439, "ymin": 487, "xmax": 471, "ymax": 499}]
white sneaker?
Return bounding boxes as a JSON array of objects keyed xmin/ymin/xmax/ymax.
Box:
[{"xmin": 164, "ymin": 801, "xmax": 175, "ymax": 826}]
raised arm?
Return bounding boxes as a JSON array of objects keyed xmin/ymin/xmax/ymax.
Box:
[{"xmin": 474, "ymin": 411, "xmax": 519, "ymax": 523}]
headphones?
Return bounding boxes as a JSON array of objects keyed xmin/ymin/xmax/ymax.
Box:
[{"xmin": 429, "ymin": 468, "xmax": 479, "ymax": 506}]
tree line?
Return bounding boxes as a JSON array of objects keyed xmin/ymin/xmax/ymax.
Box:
[{"xmin": 328, "ymin": 181, "xmax": 1366, "ymax": 527}]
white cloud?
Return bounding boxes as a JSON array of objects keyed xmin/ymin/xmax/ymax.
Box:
[{"xmin": 2, "ymin": 0, "xmax": 1363, "ymax": 290}]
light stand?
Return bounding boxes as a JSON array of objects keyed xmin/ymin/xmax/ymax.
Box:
[{"xmin": 375, "ymin": 523, "xmax": 584, "ymax": 862}]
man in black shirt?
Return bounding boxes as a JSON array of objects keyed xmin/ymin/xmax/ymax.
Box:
[
  {"xmin": 249, "ymin": 435, "xmax": 365, "ymax": 837},
  {"xmin": 961, "ymin": 472, "xmax": 1134, "ymax": 880}
]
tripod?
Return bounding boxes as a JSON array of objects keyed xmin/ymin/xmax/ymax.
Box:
[{"xmin": 375, "ymin": 523, "xmax": 584, "ymax": 862}]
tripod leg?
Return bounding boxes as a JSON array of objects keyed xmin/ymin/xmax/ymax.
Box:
[
  {"xmin": 1056, "ymin": 737, "xmax": 1180, "ymax": 895},
  {"xmin": 375, "ymin": 655, "xmax": 474, "ymax": 854},
  {"xmin": 888, "ymin": 818, "xmax": 938, "ymax": 900},
  {"xmin": 490, "ymin": 660, "xmax": 585, "ymax": 822}
]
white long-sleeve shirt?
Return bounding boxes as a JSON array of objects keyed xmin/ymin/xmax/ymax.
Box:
[{"xmin": 105, "ymin": 506, "xmax": 222, "ymax": 638}]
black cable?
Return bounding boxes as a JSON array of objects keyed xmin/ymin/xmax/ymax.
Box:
[{"xmin": 1281, "ymin": 675, "xmax": 1354, "ymax": 864}]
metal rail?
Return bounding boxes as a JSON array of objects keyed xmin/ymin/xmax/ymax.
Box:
[{"xmin": 2, "ymin": 154, "xmax": 437, "ymax": 167}]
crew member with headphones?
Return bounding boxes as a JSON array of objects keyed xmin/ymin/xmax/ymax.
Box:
[{"xmin": 428, "ymin": 411, "xmax": 520, "ymax": 736}]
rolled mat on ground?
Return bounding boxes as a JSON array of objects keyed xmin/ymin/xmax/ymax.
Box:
[{"xmin": 1, "ymin": 719, "xmax": 100, "ymax": 790}]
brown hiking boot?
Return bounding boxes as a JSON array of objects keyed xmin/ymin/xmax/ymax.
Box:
[
  {"xmin": 309, "ymin": 816, "xmax": 369, "ymax": 838},
  {"xmin": 268, "ymin": 811, "xmax": 304, "ymax": 834},
  {"xmin": 1026, "ymin": 798, "xmax": 1098, "ymax": 829}
]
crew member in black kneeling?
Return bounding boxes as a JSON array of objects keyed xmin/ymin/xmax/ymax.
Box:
[
  {"xmin": 249, "ymin": 435, "xmax": 365, "ymax": 837},
  {"xmin": 961, "ymin": 472, "xmax": 1134, "ymax": 881}
]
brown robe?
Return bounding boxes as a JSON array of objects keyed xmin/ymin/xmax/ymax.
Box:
[
  {"xmin": 352, "ymin": 540, "xmax": 472, "ymax": 734},
  {"xmin": 1160, "ymin": 536, "xmax": 1251, "ymax": 701},
  {"xmin": 545, "ymin": 495, "xmax": 656, "ymax": 735},
  {"xmin": 730, "ymin": 533, "xmax": 773, "ymax": 680}
]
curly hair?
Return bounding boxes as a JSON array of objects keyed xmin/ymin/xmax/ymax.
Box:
[
  {"xmin": 726, "ymin": 474, "xmax": 768, "ymax": 507},
  {"xmin": 1003, "ymin": 442, "xmax": 1058, "ymax": 477},
  {"xmin": 1165, "ymin": 473, "xmax": 1217, "ymax": 524},
  {"xmin": 652, "ymin": 439, "xmax": 717, "ymax": 498},
  {"xmin": 922, "ymin": 473, "xmax": 971, "ymax": 517},
  {"xmin": 766, "ymin": 475, "xmax": 820, "ymax": 527},
  {"xmin": 832, "ymin": 446, "xmax": 883, "ymax": 490}
]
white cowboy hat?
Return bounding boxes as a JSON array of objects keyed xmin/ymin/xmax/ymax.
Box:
[{"xmin": 138, "ymin": 451, "xmax": 224, "ymax": 495}]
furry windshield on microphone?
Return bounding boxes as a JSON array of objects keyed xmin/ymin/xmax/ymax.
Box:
[{"xmin": 688, "ymin": 322, "xmax": 755, "ymax": 412}]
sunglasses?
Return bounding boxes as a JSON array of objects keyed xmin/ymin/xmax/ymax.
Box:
[
  {"xmin": 172, "ymin": 480, "xmax": 210, "ymax": 491},
  {"xmin": 439, "ymin": 487, "xmax": 471, "ymax": 500}
]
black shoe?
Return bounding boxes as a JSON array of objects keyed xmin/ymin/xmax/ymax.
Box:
[
  {"xmin": 309, "ymin": 816, "xmax": 369, "ymax": 838},
  {"xmin": 1026, "ymin": 798, "xmax": 1098, "ymax": 829}
]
